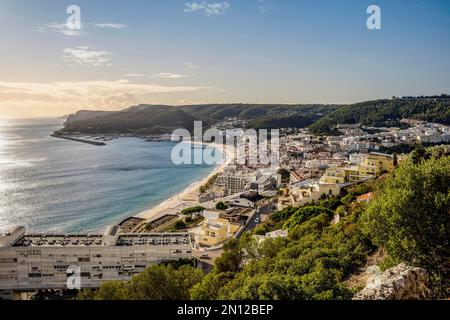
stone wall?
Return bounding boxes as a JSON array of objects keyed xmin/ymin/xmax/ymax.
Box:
[{"xmin": 354, "ymin": 263, "xmax": 431, "ymax": 300}]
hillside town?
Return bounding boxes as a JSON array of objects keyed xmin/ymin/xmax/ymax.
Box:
[
  {"xmin": 126, "ymin": 119, "xmax": 450, "ymax": 253},
  {"xmin": 1, "ymin": 118, "xmax": 449, "ymax": 297}
]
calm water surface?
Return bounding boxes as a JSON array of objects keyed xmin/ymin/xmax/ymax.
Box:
[{"xmin": 0, "ymin": 119, "xmax": 214, "ymax": 233}]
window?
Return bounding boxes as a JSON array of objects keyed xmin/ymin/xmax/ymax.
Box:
[
  {"xmin": 78, "ymin": 257, "xmax": 90, "ymax": 262},
  {"xmin": 28, "ymin": 273, "xmax": 42, "ymax": 278}
]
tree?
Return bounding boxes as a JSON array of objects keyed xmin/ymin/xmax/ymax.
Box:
[
  {"xmin": 284, "ymin": 206, "xmax": 334, "ymax": 229},
  {"xmin": 215, "ymin": 201, "xmax": 228, "ymax": 210},
  {"xmin": 410, "ymin": 146, "xmax": 427, "ymax": 164},
  {"xmin": 360, "ymin": 155, "xmax": 450, "ymax": 296},
  {"xmin": 190, "ymin": 272, "xmax": 235, "ymax": 300},
  {"xmin": 215, "ymin": 239, "xmax": 242, "ymax": 273},
  {"xmin": 90, "ymin": 281, "xmax": 129, "ymax": 300},
  {"xmin": 181, "ymin": 206, "xmax": 205, "ymax": 216},
  {"xmin": 174, "ymin": 219, "xmax": 187, "ymax": 229},
  {"xmin": 77, "ymin": 264, "xmax": 203, "ymax": 300}
]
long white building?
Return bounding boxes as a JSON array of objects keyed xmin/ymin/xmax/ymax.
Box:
[{"xmin": 0, "ymin": 225, "xmax": 193, "ymax": 291}]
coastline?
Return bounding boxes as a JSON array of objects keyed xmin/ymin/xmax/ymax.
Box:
[
  {"xmin": 48, "ymin": 129, "xmax": 234, "ymax": 231},
  {"xmin": 134, "ymin": 142, "xmax": 234, "ymax": 223}
]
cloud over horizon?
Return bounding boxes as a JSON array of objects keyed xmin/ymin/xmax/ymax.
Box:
[
  {"xmin": 151, "ymin": 72, "xmax": 191, "ymax": 79},
  {"xmin": 0, "ymin": 80, "xmax": 211, "ymax": 117}
]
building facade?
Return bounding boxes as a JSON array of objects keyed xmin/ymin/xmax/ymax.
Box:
[{"xmin": 0, "ymin": 226, "xmax": 193, "ymax": 291}]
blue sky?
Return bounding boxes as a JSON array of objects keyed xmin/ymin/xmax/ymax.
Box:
[{"xmin": 0, "ymin": 0, "xmax": 449, "ymax": 117}]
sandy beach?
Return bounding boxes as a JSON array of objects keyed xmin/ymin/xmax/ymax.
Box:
[{"xmin": 135, "ymin": 142, "xmax": 234, "ymax": 222}]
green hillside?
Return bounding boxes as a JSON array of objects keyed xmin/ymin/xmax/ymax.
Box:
[
  {"xmin": 309, "ymin": 95, "xmax": 450, "ymax": 135},
  {"xmin": 58, "ymin": 104, "xmax": 340, "ymax": 135},
  {"xmin": 58, "ymin": 96, "xmax": 450, "ymax": 135}
]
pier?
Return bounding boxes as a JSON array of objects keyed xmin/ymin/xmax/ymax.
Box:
[{"xmin": 50, "ymin": 134, "xmax": 106, "ymax": 146}]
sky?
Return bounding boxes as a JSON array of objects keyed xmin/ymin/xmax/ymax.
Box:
[{"xmin": 0, "ymin": 0, "xmax": 449, "ymax": 118}]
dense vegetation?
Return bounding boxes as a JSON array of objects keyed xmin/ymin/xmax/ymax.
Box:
[
  {"xmin": 360, "ymin": 147, "xmax": 450, "ymax": 296},
  {"xmin": 309, "ymin": 95, "xmax": 450, "ymax": 135},
  {"xmin": 77, "ymin": 262, "xmax": 203, "ymax": 300},
  {"xmin": 78, "ymin": 147, "xmax": 449, "ymax": 300}
]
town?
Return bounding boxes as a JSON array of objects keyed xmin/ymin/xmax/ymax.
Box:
[{"xmin": 1, "ymin": 118, "xmax": 449, "ymax": 298}]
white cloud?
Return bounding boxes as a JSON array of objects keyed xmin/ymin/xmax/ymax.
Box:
[
  {"xmin": 151, "ymin": 72, "xmax": 191, "ymax": 79},
  {"xmin": 257, "ymin": 0, "xmax": 267, "ymax": 14},
  {"xmin": 125, "ymin": 73, "xmax": 145, "ymax": 77},
  {"xmin": 185, "ymin": 62, "xmax": 198, "ymax": 70},
  {"xmin": 94, "ymin": 23, "xmax": 127, "ymax": 29},
  {"xmin": 184, "ymin": 2, "xmax": 230, "ymax": 16},
  {"xmin": 62, "ymin": 47, "xmax": 113, "ymax": 67},
  {"xmin": 35, "ymin": 22, "xmax": 126, "ymax": 37},
  {"xmin": 35, "ymin": 22, "xmax": 84, "ymax": 37}
]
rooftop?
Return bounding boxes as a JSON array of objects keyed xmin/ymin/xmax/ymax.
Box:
[
  {"xmin": 9, "ymin": 230, "xmax": 191, "ymax": 248},
  {"xmin": 13, "ymin": 234, "xmax": 105, "ymax": 247}
]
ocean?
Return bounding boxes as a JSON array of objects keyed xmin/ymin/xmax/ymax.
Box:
[{"xmin": 0, "ymin": 118, "xmax": 214, "ymax": 234}]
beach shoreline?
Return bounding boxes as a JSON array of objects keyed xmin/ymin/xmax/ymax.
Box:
[{"xmin": 133, "ymin": 142, "xmax": 233, "ymax": 223}]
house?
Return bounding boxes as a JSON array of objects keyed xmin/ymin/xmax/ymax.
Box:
[
  {"xmin": 230, "ymin": 197, "xmax": 255, "ymax": 208},
  {"xmin": 195, "ymin": 211, "xmax": 231, "ymax": 247},
  {"xmin": 361, "ymin": 152, "xmax": 394, "ymax": 174},
  {"xmin": 230, "ymin": 192, "xmax": 263, "ymax": 208},
  {"xmin": 253, "ymin": 229, "xmax": 288, "ymax": 245}
]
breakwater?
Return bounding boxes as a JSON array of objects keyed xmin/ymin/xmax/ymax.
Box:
[{"xmin": 51, "ymin": 134, "xmax": 106, "ymax": 146}]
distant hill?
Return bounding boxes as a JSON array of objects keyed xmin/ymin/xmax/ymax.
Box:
[
  {"xmin": 57, "ymin": 96, "xmax": 450, "ymax": 135},
  {"xmin": 308, "ymin": 95, "xmax": 450, "ymax": 135},
  {"xmin": 57, "ymin": 104, "xmax": 340, "ymax": 135}
]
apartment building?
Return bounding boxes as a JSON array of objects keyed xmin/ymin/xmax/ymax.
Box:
[
  {"xmin": 320, "ymin": 153, "xmax": 394, "ymax": 184},
  {"xmin": 278, "ymin": 179, "xmax": 340, "ymax": 209},
  {"xmin": 0, "ymin": 225, "xmax": 193, "ymax": 291},
  {"xmin": 224, "ymin": 175, "xmax": 249, "ymax": 195}
]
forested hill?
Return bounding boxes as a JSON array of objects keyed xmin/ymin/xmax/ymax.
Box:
[
  {"xmin": 308, "ymin": 95, "xmax": 450, "ymax": 135},
  {"xmin": 57, "ymin": 96, "xmax": 450, "ymax": 135},
  {"xmin": 58, "ymin": 104, "xmax": 340, "ymax": 135}
]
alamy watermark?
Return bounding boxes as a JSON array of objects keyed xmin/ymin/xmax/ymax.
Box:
[
  {"xmin": 66, "ymin": 5, "xmax": 82, "ymax": 30},
  {"xmin": 171, "ymin": 121, "xmax": 280, "ymax": 167},
  {"xmin": 66, "ymin": 265, "xmax": 81, "ymax": 289},
  {"xmin": 367, "ymin": 5, "xmax": 381, "ymax": 30}
]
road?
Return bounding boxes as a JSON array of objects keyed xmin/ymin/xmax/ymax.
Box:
[
  {"xmin": 193, "ymin": 248, "xmax": 223, "ymax": 273},
  {"xmin": 241, "ymin": 201, "xmax": 276, "ymax": 234}
]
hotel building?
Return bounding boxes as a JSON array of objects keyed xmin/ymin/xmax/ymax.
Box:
[{"xmin": 0, "ymin": 225, "xmax": 193, "ymax": 291}]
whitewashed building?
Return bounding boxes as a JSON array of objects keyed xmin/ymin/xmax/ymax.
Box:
[{"xmin": 0, "ymin": 226, "xmax": 193, "ymax": 291}]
